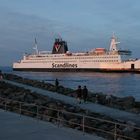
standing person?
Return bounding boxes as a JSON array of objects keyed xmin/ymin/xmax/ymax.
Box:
[
  {"xmin": 105, "ymin": 94, "xmax": 112, "ymax": 105},
  {"xmin": 82, "ymin": 86, "xmax": 88, "ymax": 103},
  {"xmin": 55, "ymin": 78, "xmax": 59, "ymax": 87},
  {"xmin": 0, "ymin": 70, "xmax": 3, "ymax": 80},
  {"xmin": 95, "ymin": 94, "xmax": 99, "ymax": 103},
  {"xmin": 76, "ymin": 85, "xmax": 82, "ymax": 104}
]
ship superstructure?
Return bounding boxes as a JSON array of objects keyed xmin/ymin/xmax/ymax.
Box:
[{"xmin": 13, "ymin": 35, "xmax": 140, "ymax": 73}]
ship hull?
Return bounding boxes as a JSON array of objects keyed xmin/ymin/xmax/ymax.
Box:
[{"xmin": 13, "ymin": 58, "xmax": 140, "ymax": 73}]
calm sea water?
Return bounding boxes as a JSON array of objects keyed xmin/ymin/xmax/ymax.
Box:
[{"xmin": 1, "ymin": 67, "xmax": 140, "ymax": 101}]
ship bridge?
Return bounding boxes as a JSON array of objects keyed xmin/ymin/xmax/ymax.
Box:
[{"xmin": 52, "ymin": 38, "xmax": 68, "ymax": 54}]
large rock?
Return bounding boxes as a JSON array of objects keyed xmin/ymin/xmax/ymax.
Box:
[
  {"xmin": 24, "ymin": 94, "xmax": 35, "ymax": 103},
  {"xmin": 116, "ymin": 96, "xmax": 135, "ymax": 109},
  {"xmin": 44, "ymin": 103, "xmax": 58, "ymax": 121}
]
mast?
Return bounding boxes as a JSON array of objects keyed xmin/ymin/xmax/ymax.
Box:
[
  {"xmin": 33, "ymin": 38, "xmax": 39, "ymax": 55},
  {"xmin": 109, "ymin": 34, "xmax": 120, "ymax": 52}
]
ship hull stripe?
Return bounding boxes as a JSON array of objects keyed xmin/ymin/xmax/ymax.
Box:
[{"xmin": 13, "ymin": 68, "xmax": 140, "ymax": 73}]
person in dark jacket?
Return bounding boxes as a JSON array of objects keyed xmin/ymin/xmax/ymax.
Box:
[
  {"xmin": 76, "ymin": 85, "xmax": 82, "ymax": 104},
  {"xmin": 82, "ymin": 86, "xmax": 88, "ymax": 103},
  {"xmin": 55, "ymin": 78, "xmax": 59, "ymax": 87},
  {"xmin": 0, "ymin": 70, "xmax": 3, "ymax": 80}
]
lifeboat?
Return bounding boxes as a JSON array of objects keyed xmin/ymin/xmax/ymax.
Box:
[{"xmin": 94, "ymin": 48, "xmax": 106, "ymax": 54}]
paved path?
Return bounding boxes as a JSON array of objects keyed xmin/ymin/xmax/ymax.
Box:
[
  {"xmin": 0, "ymin": 109, "xmax": 105, "ymax": 140},
  {"xmin": 3, "ymin": 80, "xmax": 140, "ymax": 126}
]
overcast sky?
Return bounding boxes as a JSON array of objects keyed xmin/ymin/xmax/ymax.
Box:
[{"xmin": 0, "ymin": 0, "xmax": 140, "ymax": 66}]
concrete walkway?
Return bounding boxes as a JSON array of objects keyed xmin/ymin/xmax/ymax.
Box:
[
  {"xmin": 3, "ymin": 80, "xmax": 140, "ymax": 126},
  {"xmin": 0, "ymin": 109, "xmax": 105, "ymax": 140}
]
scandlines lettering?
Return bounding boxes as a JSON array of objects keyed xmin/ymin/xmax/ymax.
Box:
[{"xmin": 52, "ymin": 63, "xmax": 77, "ymax": 68}]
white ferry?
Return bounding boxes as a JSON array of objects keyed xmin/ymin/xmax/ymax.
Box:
[{"xmin": 13, "ymin": 35, "xmax": 140, "ymax": 73}]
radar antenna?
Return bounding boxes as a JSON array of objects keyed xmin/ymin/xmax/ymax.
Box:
[{"xmin": 33, "ymin": 38, "xmax": 39, "ymax": 54}]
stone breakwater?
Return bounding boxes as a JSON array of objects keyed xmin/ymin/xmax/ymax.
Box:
[
  {"xmin": 0, "ymin": 80, "xmax": 140, "ymax": 140},
  {"xmin": 3, "ymin": 73, "xmax": 140, "ymax": 114}
]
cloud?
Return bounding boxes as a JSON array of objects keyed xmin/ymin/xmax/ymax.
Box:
[
  {"xmin": 0, "ymin": 8, "xmax": 97, "ymax": 66},
  {"xmin": 0, "ymin": 1, "xmax": 140, "ymax": 66}
]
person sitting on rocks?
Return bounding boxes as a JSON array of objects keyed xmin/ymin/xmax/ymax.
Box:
[{"xmin": 76, "ymin": 85, "xmax": 82, "ymax": 104}]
